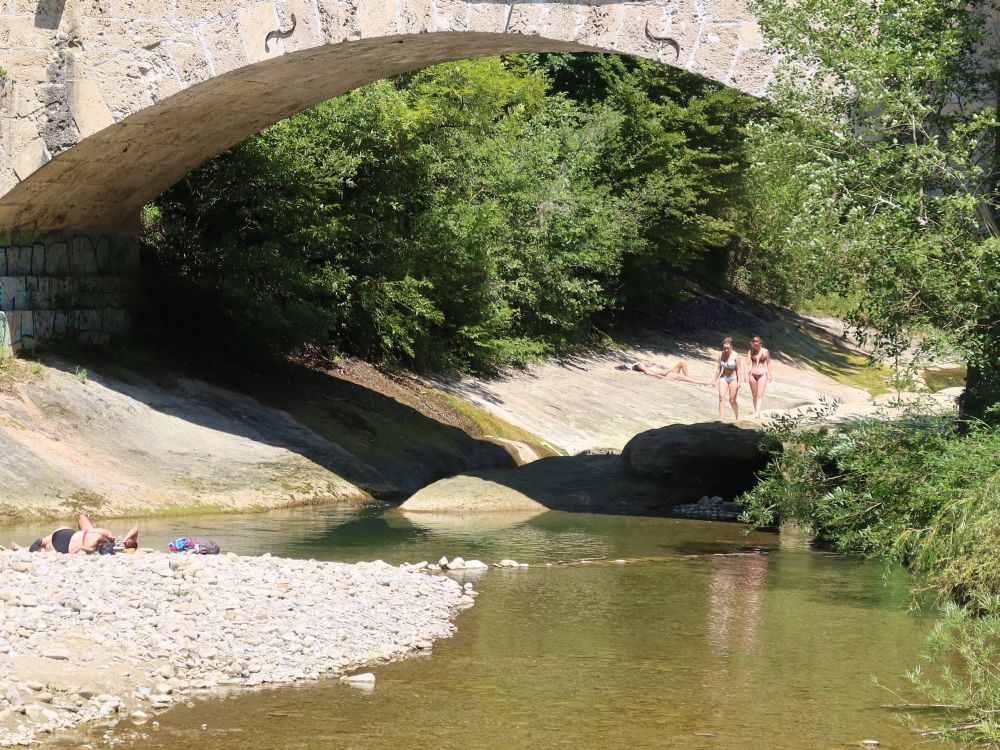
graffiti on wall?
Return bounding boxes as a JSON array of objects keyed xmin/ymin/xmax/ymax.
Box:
[{"xmin": 0, "ymin": 234, "xmax": 138, "ymax": 353}]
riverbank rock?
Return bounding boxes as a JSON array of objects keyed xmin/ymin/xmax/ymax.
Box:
[
  {"xmin": 622, "ymin": 423, "xmax": 779, "ymax": 501},
  {"xmin": 400, "ymin": 453, "xmax": 710, "ymax": 516},
  {"xmin": 402, "ymin": 476, "xmax": 548, "ymax": 513},
  {"xmin": 0, "ymin": 550, "xmax": 468, "ymax": 746}
]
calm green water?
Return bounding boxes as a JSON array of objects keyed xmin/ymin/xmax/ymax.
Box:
[{"xmin": 12, "ymin": 505, "xmax": 942, "ymax": 749}]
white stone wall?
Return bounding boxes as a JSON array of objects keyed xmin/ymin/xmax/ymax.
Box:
[{"xmin": 0, "ymin": 0, "xmax": 774, "ymax": 234}]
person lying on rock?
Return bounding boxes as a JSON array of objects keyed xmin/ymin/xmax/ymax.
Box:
[
  {"xmin": 11, "ymin": 514, "xmax": 139, "ymax": 554},
  {"xmin": 630, "ymin": 360, "xmax": 710, "ymax": 385}
]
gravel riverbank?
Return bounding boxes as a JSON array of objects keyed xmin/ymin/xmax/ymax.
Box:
[{"xmin": 0, "ymin": 550, "xmax": 473, "ymax": 746}]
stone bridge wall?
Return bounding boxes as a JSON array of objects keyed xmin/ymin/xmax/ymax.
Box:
[
  {"xmin": 0, "ymin": 233, "xmax": 137, "ymax": 355},
  {"xmin": 0, "ymin": 0, "xmax": 774, "ymax": 236},
  {"xmin": 0, "ymin": 0, "xmax": 773, "ymax": 350}
]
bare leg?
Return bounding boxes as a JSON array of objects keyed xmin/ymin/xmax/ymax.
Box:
[
  {"xmin": 668, "ymin": 372, "xmax": 711, "ymax": 385},
  {"xmin": 122, "ymin": 526, "xmax": 139, "ymax": 548},
  {"xmin": 748, "ymin": 375, "xmax": 760, "ymax": 415},
  {"xmin": 670, "ymin": 361, "xmax": 689, "ymax": 376},
  {"xmin": 11, "ymin": 540, "xmax": 22, "ymax": 550},
  {"xmin": 78, "ymin": 514, "xmax": 94, "ymax": 531},
  {"xmin": 728, "ymin": 380, "xmax": 740, "ymax": 421},
  {"xmin": 717, "ymin": 379, "xmax": 728, "ymax": 420},
  {"xmin": 756, "ymin": 376, "xmax": 770, "ymax": 416}
]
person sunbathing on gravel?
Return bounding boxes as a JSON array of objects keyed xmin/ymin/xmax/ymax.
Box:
[
  {"xmin": 624, "ymin": 360, "xmax": 710, "ymax": 385},
  {"xmin": 11, "ymin": 514, "xmax": 138, "ymax": 554}
]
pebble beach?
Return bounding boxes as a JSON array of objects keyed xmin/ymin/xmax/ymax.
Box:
[{"xmin": 0, "ymin": 549, "xmax": 474, "ymax": 746}]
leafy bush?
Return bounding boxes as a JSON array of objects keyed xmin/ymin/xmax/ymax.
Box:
[
  {"xmin": 742, "ymin": 416, "xmax": 1000, "ymax": 744},
  {"xmin": 143, "ymin": 55, "xmax": 758, "ymax": 373}
]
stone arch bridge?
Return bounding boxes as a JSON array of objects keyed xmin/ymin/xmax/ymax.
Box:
[{"xmin": 0, "ymin": 0, "xmax": 774, "ymax": 351}]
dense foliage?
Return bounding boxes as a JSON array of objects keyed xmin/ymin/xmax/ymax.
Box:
[
  {"xmin": 740, "ymin": 415, "xmax": 1000, "ymax": 742},
  {"xmin": 143, "ymin": 56, "xmax": 759, "ymax": 373},
  {"xmin": 734, "ymin": 0, "xmax": 1000, "ymax": 418}
]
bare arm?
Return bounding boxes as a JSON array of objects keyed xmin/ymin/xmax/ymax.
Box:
[
  {"xmin": 766, "ymin": 350, "xmax": 774, "ymax": 382},
  {"xmin": 745, "ymin": 350, "xmax": 752, "ymax": 382}
]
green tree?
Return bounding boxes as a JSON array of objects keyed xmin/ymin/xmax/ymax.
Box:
[
  {"xmin": 144, "ymin": 55, "xmax": 757, "ymax": 372},
  {"xmin": 736, "ymin": 0, "xmax": 1000, "ymax": 418}
]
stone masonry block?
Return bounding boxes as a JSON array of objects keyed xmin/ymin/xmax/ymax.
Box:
[
  {"xmin": 614, "ymin": 5, "xmax": 675, "ymax": 61},
  {"xmin": 167, "ymin": 40, "xmax": 214, "ymax": 87},
  {"xmin": 396, "ymin": 0, "xmax": 431, "ymax": 35},
  {"xmin": 465, "ymin": 2, "xmax": 508, "ymax": 34},
  {"xmin": 112, "ymin": 0, "xmax": 175, "ymax": 19},
  {"xmin": 80, "ymin": 309, "xmax": 103, "ymax": 331},
  {"xmin": 95, "ymin": 238, "xmax": 111, "ymax": 272},
  {"xmin": 33, "ymin": 276, "xmax": 51, "ymax": 308},
  {"xmin": 68, "ymin": 79, "xmax": 115, "ymax": 139},
  {"xmin": 102, "ymin": 308, "xmax": 128, "ymax": 332},
  {"xmin": 44, "ymin": 243, "xmax": 70, "ymax": 276},
  {"xmin": 538, "ymin": 3, "xmax": 583, "ymax": 43},
  {"xmin": 50, "ymin": 276, "xmax": 72, "ymax": 305},
  {"xmin": 688, "ymin": 22, "xmax": 740, "ymax": 83},
  {"xmin": 316, "ymin": 0, "xmax": 359, "ymax": 42},
  {"xmin": 8, "ymin": 246, "xmax": 30, "ymax": 274},
  {"xmin": 203, "ymin": 14, "xmax": 249, "ymax": 75},
  {"xmin": 0, "ymin": 16, "xmax": 40, "ymax": 48},
  {"xmin": 358, "ymin": 0, "xmax": 397, "ymax": 38},
  {"xmin": 0, "ymin": 312, "xmax": 11, "ymax": 357},
  {"xmin": 31, "ymin": 244, "xmax": 44, "ymax": 275},
  {"xmin": 33, "ymin": 309, "xmax": 54, "ymax": 339},
  {"xmin": 0, "ymin": 277, "xmax": 22, "ymax": 310},
  {"xmin": 577, "ymin": 5, "xmax": 623, "ymax": 50},
  {"xmin": 175, "ymin": 0, "xmax": 248, "ymax": 21},
  {"xmin": 239, "ymin": 4, "xmax": 284, "ymax": 64},
  {"xmin": 739, "ymin": 21, "xmax": 764, "ymax": 51},
  {"xmin": 728, "ymin": 48, "xmax": 773, "ymax": 97},
  {"xmin": 705, "ymin": 0, "xmax": 752, "ymax": 22},
  {"xmin": 71, "ymin": 235, "xmax": 97, "ymax": 275},
  {"xmin": 274, "ymin": 0, "xmax": 323, "ymax": 50},
  {"xmin": 7, "ymin": 310, "xmax": 34, "ymax": 344},
  {"xmin": 11, "ymin": 136, "xmax": 50, "ymax": 180},
  {"xmin": 507, "ymin": 4, "xmax": 544, "ymax": 36}
]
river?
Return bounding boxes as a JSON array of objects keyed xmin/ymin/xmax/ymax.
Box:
[{"xmin": 3, "ymin": 505, "xmax": 941, "ymax": 749}]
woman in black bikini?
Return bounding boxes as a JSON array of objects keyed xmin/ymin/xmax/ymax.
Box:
[
  {"xmin": 12, "ymin": 515, "xmax": 139, "ymax": 554},
  {"xmin": 715, "ymin": 337, "xmax": 741, "ymax": 421}
]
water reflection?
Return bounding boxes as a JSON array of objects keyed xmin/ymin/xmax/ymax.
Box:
[
  {"xmin": 13, "ymin": 506, "xmax": 944, "ymax": 750},
  {"xmin": 707, "ymin": 551, "xmax": 768, "ymax": 654}
]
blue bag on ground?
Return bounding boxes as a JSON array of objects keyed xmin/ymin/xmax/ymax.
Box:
[{"xmin": 168, "ymin": 536, "xmax": 220, "ymax": 554}]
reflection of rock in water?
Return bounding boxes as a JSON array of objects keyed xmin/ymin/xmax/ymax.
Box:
[{"xmin": 397, "ymin": 508, "xmax": 547, "ymax": 533}]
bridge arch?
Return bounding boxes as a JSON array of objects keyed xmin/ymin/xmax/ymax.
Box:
[{"xmin": 0, "ymin": 0, "xmax": 773, "ymax": 234}]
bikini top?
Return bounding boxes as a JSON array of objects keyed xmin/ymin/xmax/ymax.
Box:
[
  {"xmin": 751, "ymin": 349, "xmax": 768, "ymax": 366},
  {"xmin": 720, "ymin": 354, "xmax": 737, "ymax": 371}
]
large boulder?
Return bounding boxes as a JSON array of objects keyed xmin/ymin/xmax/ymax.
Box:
[
  {"xmin": 401, "ymin": 476, "xmax": 548, "ymax": 513},
  {"xmin": 622, "ymin": 422, "xmax": 779, "ymax": 501},
  {"xmin": 400, "ymin": 454, "xmax": 705, "ymax": 515}
]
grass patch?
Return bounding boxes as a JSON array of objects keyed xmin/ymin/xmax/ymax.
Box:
[
  {"xmin": 437, "ymin": 391, "xmax": 563, "ymax": 457},
  {"xmin": 788, "ymin": 327, "xmax": 894, "ymax": 396}
]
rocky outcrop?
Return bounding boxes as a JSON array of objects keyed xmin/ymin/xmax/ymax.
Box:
[
  {"xmin": 400, "ymin": 452, "xmax": 721, "ymax": 516},
  {"xmin": 622, "ymin": 422, "xmax": 779, "ymax": 500},
  {"xmin": 402, "ymin": 476, "xmax": 548, "ymax": 513}
]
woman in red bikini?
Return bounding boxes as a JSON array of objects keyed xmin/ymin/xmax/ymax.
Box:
[
  {"xmin": 745, "ymin": 335, "xmax": 773, "ymax": 418},
  {"xmin": 12, "ymin": 514, "xmax": 139, "ymax": 554}
]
